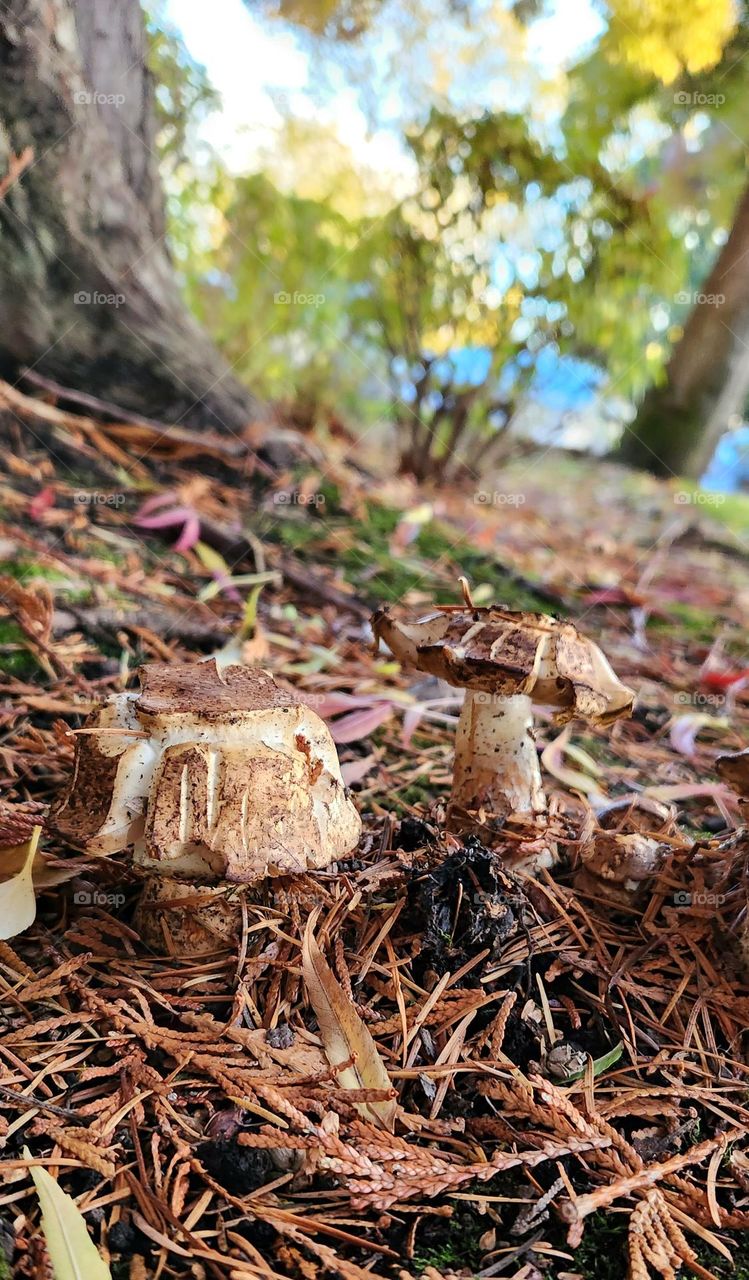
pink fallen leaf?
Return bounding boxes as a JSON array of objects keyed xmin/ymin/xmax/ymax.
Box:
[
  {"xmin": 173, "ymin": 513, "xmax": 202, "ymax": 554},
  {"xmin": 135, "ymin": 505, "xmax": 194, "ymax": 531},
  {"xmin": 328, "ymin": 702, "xmax": 394, "ymax": 743},
  {"xmin": 341, "ymin": 755, "xmax": 377, "ymax": 785},
  {"xmin": 134, "ymin": 499, "xmax": 202, "ymax": 554},
  {"xmin": 28, "ymin": 486, "xmax": 56, "ymax": 521},
  {"xmin": 401, "ymin": 705, "xmax": 426, "ymax": 746},
  {"xmin": 313, "ymin": 692, "xmax": 378, "ymax": 717}
]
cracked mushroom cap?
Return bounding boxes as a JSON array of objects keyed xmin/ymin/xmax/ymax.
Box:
[
  {"xmin": 372, "ymin": 605, "xmax": 635, "ymax": 725},
  {"xmin": 50, "ymin": 660, "xmax": 361, "ymax": 881}
]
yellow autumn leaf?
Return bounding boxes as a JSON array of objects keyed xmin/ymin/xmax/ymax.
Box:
[
  {"xmin": 25, "ymin": 1147, "xmax": 111, "ymax": 1280},
  {"xmin": 0, "ymin": 826, "xmax": 41, "ymax": 941},
  {"xmin": 302, "ymin": 920, "xmax": 397, "ymax": 1131}
]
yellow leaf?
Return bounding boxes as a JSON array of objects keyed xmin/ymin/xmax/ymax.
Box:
[
  {"xmin": 194, "ymin": 539, "xmax": 231, "ymax": 577},
  {"xmin": 25, "ymin": 1147, "xmax": 111, "ymax": 1280},
  {"xmin": 0, "ymin": 826, "xmax": 41, "ymax": 941},
  {"xmin": 302, "ymin": 921, "xmax": 397, "ymax": 1131}
]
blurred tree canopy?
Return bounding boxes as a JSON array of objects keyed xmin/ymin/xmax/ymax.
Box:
[{"xmin": 151, "ymin": 0, "xmax": 749, "ymax": 479}]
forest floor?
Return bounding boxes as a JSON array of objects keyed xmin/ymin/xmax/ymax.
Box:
[{"xmin": 2, "ymin": 388, "xmax": 749, "ymax": 1280}]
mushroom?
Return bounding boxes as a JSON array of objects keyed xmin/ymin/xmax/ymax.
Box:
[
  {"xmin": 716, "ymin": 748, "xmax": 749, "ymax": 812},
  {"xmin": 50, "ymin": 660, "xmax": 361, "ymax": 949},
  {"xmin": 372, "ymin": 583, "xmax": 634, "ymax": 872},
  {"xmin": 575, "ymin": 831, "xmax": 667, "ymax": 906},
  {"xmin": 574, "ymin": 797, "xmax": 672, "ymax": 907}
]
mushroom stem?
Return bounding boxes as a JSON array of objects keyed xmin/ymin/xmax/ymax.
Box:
[{"xmin": 448, "ymin": 691, "xmax": 547, "ymax": 832}]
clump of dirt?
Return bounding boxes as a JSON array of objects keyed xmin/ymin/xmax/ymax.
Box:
[
  {"xmin": 407, "ymin": 837, "xmax": 526, "ymax": 978},
  {"xmin": 200, "ymin": 1140, "xmax": 274, "ymax": 1194}
]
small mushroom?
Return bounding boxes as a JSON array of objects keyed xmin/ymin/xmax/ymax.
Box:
[
  {"xmin": 575, "ymin": 831, "xmax": 667, "ymax": 906},
  {"xmin": 716, "ymin": 748, "xmax": 749, "ymax": 813},
  {"xmin": 50, "ymin": 660, "xmax": 361, "ymax": 949},
  {"xmin": 373, "ymin": 584, "xmax": 634, "ymax": 872},
  {"xmin": 574, "ymin": 797, "xmax": 671, "ymax": 907}
]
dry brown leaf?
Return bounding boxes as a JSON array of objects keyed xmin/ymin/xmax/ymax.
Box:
[{"xmin": 302, "ymin": 920, "xmax": 397, "ymax": 1132}]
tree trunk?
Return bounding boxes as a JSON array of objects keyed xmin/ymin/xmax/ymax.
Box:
[
  {"xmin": 618, "ymin": 178, "xmax": 749, "ymax": 479},
  {"xmin": 0, "ymin": 0, "xmax": 264, "ymax": 432}
]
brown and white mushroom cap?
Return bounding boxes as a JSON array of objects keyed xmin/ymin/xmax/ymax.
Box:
[
  {"xmin": 50, "ymin": 660, "xmax": 361, "ymax": 881},
  {"xmin": 372, "ymin": 605, "xmax": 635, "ymax": 725}
]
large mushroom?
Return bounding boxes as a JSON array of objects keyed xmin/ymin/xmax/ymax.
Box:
[
  {"xmin": 373, "ymin": 585, "xmax": 634, "ymax": 872},
  {"xmin": 50, "ymin": 660, "xmax": 361, "ymax": 950}
]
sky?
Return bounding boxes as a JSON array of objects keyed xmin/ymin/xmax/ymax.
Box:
[{"xmin": 164, "ymin": 0, "xmax": 605, "ymax": 181}]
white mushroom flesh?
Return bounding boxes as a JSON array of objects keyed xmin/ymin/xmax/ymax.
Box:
[
  {"xmin": 451, "ymin": 691, "xmax": 546, "ymax": 822},
  {"xmin": 52, "ymin": 665, "xmax": 362, "ymax": 882}
]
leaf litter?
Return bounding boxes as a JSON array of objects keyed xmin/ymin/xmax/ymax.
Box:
[{"xmin": 0, "ymin": 388, "xmax": 749, "ymax": 1278}]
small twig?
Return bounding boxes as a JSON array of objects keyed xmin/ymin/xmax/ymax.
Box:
[
  {"xmin": 559, "ymin": 1128, "xmax": 744, "ymax": 1224},
  {"xmin": 0, "ymin": 1084, "xmax": 89, "ymax": 1127}
]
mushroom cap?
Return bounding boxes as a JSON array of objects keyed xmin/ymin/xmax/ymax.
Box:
[
  {"xmin": 50, "ymin": 660, "xmax": 362, "ymax": 879},
  {"xmin": 135, "ymin": 660, "xmax": 297, "ymax": 723},
  {"xmin": 49, "ymin": 691, "xmax": 148, "ymax": 854},
  {"xmin": 373, "ymin": 605, "xmax": 634, "ymax": 725},
  {"xmin": 578, "ymin": 831, "xmax": 667, "ymax": 892}
]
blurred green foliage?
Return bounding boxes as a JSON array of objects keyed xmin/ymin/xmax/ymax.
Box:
[{"xmin": 147, "ymin": 0, "xmax": 749, "ymax": 478}]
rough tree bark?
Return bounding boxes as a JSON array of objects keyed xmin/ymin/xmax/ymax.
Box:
[
  {"xmin": 618, "ymin": 178, "xmax": 749, "ymax": 479},
  {"xmin": 0, "ymin": 0, "xmax": 264, "ymax": 431}
]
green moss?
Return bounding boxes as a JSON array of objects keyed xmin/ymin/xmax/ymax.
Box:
[
  {"xmin": 681, "ymin": 488, "xmax": 749, "ymax": 539},
  {"xmin": 416, "ymin": 521, "xmax": 565, "ymax": 613},
  {"xmin": 572, "ymin": 1212, "xmax": 629, "ymax": 1279},
  {"xmin": 571, "ymin": 1212, "xmax": 749, "ymax": 1280},
  {"xmin": 412, "ymin": 1209, "xmax": 485, "ymax": 1274},
  {"xmin": 650, "ymin": 601, "xmax": 716, "ymax": 644},
  {"xmin": 397, "ymin": 777, "xmax": 434, "ymax": 807},
  {"xmin": 3, "ymin": 558, "xmax": 68, "ymax": 584},
  {"xmin": 0, "ymin": 620, "xmax": 41, "ymax": 678},
  {"xmin": 264, "ymin": 517, "xmax": 324, "ymax": 552},
  {"xmin": 688, "ymin": 1232, "xmax": 749, "ymax": 1279},
  {"xmin": 266, "ymin": 503, "xmax": 565, "ymax": 611}
]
